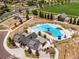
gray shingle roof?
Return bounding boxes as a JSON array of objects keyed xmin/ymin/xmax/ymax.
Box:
[{"xmin": 14, "ymin": 32, "xmax": 41, "ymax": 50}]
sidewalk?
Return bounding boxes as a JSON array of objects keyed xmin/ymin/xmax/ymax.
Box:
[{"xmin": 39, "ymin": 51, "xmax": 50, "ymax": 59}]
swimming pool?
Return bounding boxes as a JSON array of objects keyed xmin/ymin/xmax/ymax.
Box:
[{"xmin": 32, "ymin": 24, "xmax": 62, "ymax": 38}]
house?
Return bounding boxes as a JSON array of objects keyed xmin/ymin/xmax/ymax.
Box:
[{"xmin": 13, "ymin": 32, "xmax": 47, "ymax": 50}]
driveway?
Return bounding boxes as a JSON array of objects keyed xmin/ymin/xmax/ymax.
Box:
[{"xmin": 0, "ymin": 31, "xmax": 17, "ymax": 59}]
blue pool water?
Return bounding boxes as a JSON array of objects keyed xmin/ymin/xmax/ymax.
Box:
[{"xmin": 32, "ymin": 24, "xmax": 62, "ymax": 38}]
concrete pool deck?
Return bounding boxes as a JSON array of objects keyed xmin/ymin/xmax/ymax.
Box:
[{"xmin": 29, "ymin": 23, "xmax": 74, "ymax": 41}]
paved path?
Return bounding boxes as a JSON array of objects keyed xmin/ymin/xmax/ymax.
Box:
[
  {"xmin": 0, "ymin": 31, "xmax": 17, "ymax": 59},
  {"xmin": 39, "ymin": 51, "xmax": 50, "ymax": 59}
]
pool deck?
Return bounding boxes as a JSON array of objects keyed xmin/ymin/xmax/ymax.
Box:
[{"xmin": 30, "ymin": 23, "xmax": 73, "ymax": 41}]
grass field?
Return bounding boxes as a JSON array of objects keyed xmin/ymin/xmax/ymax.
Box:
[{"xmin": 40, "ymin": 3, "xmax": 79, "ymax": 16}]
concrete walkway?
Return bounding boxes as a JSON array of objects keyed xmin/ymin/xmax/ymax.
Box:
[{"xmin": 39, "ymin": 51, "xmax": 50, "ymax": 59}]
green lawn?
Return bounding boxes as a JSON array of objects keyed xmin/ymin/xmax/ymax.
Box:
[{"xmin": 40, "ymin": 3, "xmax": 79, "ymax": 16}]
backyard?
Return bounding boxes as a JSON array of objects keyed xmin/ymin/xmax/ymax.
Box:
[{"xmin": 40, "ymin": 3, "xmax": 79, "ymax": 16}]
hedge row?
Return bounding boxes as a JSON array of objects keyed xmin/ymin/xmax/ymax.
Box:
[{"xmin": 32, "ymin": 10, "xmax": 79, "ymax": 25}]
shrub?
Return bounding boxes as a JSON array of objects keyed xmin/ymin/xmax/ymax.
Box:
[
  {"xmin": 44, "ymin": 13, "xmax": 47, "ymax": 18},
  {"xmin": 32, "ymin": 10, "xmax": 38, "ymax": 15},
  {"xmin": 47, "ymin": 14, "xmax": 50, "ymax": 19},
  {"xmin": 28, "ymin": 48, "xmax": 32, "ymax": 54},
  {"xmin": 41, "ymin": 12, "xmax": 43, "ymax": 18},
  {"xmin": 69, "ymin": 17, "xmax": 72, "ymax": 24},
  {"xmin": 38, "ymin": 31, "xmax": 41, "ymax": 36},
  {"xmin": 50, "ymin": 48, "xmax": 55, "ymax": 58},
  {"xmin": 73, "ymin": 18, "xmax": 76, "ymax": 24},
  {"xmin": 24, "ymin": 50, "xmax": 31, "ymax": 57},
  {"xmin": 25, "ymin": 30, "xmax": 28, "ymax": 33},
  {"xmin": 77, "ymin": 19, "xmax": 79, "ymax": 25},
  {"xmin": 14, "ymin": 23, "xmax": 17, "ymax": 27},
  {"xmin": 43, "ymin": 35, "xmax": 46, "ymax": 38},
  {"xmin": 26, "ymin": 14, "xmax": 29, "ymax": 20},
  {"xmin": 39, "ymin": 11, "xmax": 42, "ymax": 17},
  {"xmin": 50, "ymin": 13, "xmax": 53, "ymax": 20},
  {"xmin": 7, "ymin": 37, "xmax": 17, "ymax": 48},
  {"xmin": 35, "ymin": 50, "xmax": 39, "ymax": 57}
]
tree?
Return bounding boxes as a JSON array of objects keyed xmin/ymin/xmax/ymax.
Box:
[
  {"xmin": 28, "ymin": 48, "xmax": 32, "ymax": 54},
  {"xmin": 25, "ymin": 9, "xmax": 29, "ymax": 20},
  {"xmin": 19, "ymin": 19, "xmax": 23, "ymax": 24},
  {"xmin": 47, "ymin": 13, "xmax": 50, "ymax": 19},
  {"xmin": 7, "ymin": 37, "xmax": 16, "ymax": 47},
  {"xmin": 44, "ymin": 13, "xmax": 47, "ymax": 19},
  {"xmin": 8, "ymin": 37, "xmax": 12, "ymax": 43},
  {"xmin": 26, "ymin": 9, "xmax": 29, "ymax": 15},
  {"xmin": 25, "ymin": 29, "xmax": 28, "ymax": 33},
  {"xmin": 43, "ymin": 35, "xmax": 46, "ymax": 38},
  {"xmin": 50, "ymin": 13, "xmax": 53, "ymax": 20},
  {"xmin": 38, "ymin": 31, "xmax": 41, "ymax": 36},
  {"xmin": 14, "ymin": 23, "xmax": 17, "ymax": 27},
  {"xmin": 26, "ymin": 14, "xmax": 29, "ymax": 20},
  {"xmin": 32, "ymin": 10, "xmax": 38, "ymax": 15},
  {"xmin": 69, "ymin": 18, "xmax": 72, "ymax": 24},
  {"xmin": 50, "ymin": 48, "xmax": 55, "ymax": 58},
  {"xmin": 39, "ymin": 11, "xmax": 42, "ymax": 17},
  {"xmin": 42, "ymin": 42, "xmax": 46, "ymax": 46},
  {"xmin": 77, "ymin": 19, "xmax": 79, "ymax": 25},
  {"xmin": 41, "ymin": 12, "xmax": 43, "ymax": 18},
  {"xmin": 35, "ymin": 50, "xmax": 39, "ymax": 56},
  {"xmin": 11, "ymin": 40, "xmax": 16, "ymax": 46},
  {"xmin": 17, "ymin": 17, "xmax": 23, "ymax": 24},
  {"xmin": 73, "ymin": 18, "xmax": 76, "ymax": 24}
]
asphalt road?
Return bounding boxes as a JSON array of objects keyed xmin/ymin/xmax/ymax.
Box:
[{"xmin": 0, "ymin": 31, "xmax": 18, "ymax": 59}]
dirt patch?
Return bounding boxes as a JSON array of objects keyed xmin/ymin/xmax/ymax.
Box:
[{"xmin": 55, "ymin": 39, "xmax": 79, "ymax": 59}]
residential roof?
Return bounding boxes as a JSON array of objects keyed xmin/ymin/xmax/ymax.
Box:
[{"xmin": 14, "ymin": 32, "xmax": 41, "ymax": 50}]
